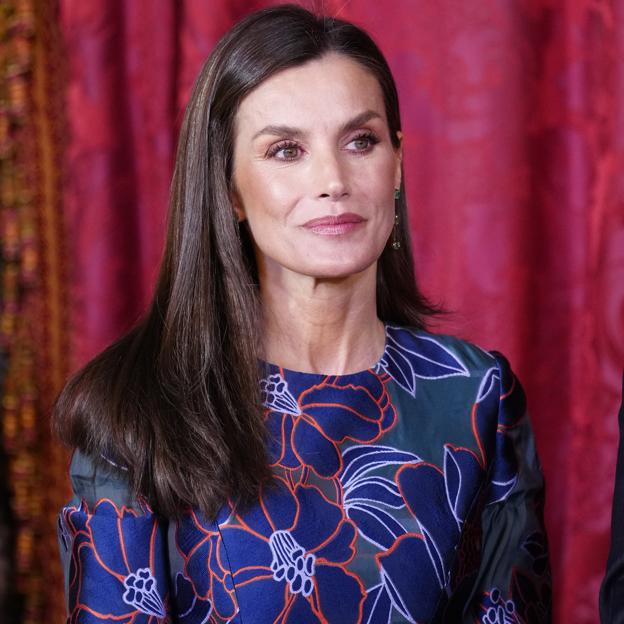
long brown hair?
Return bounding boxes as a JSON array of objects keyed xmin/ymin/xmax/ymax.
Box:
[{"xmin": 54, "ymin": 4, "xmax": 438, "ymax": 519}]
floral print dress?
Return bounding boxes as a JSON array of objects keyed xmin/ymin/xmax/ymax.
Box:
[{"xmin": 58, "ymin": 325, "xmax": 552, "ymax": 623}]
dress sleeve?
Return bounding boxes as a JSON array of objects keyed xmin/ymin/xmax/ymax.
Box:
[
  {"xmin": 460, "ymin": 353, "xmax": 552, "ymax": 623},
  {"xmin": 57, "ymin": 450, "xmax": 172, "ymax": 622}
]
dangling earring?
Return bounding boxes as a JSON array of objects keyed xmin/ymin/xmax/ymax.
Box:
[{"xmin": 392, "ymin": 188, "xmax": 401, "ymax": 250}]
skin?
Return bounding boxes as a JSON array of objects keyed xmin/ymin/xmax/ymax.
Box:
[{"xmin": 231, "ymin": 52, "xmax": 403, "ymax": 374}]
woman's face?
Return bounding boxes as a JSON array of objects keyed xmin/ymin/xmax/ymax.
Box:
[{"xmin": 231, "ymin": 52, "xmax": 402, "ymax": 282}]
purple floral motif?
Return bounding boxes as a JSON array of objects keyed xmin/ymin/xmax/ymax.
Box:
[
  {"xmin": 394, "ymin": 446, "xmax": 484, "ymax": 603},
  {"xmin": 194, "ymin": 477, "xmax": 366, "ymax": 624},
  {"xmin": 361, "ymin": 583, "xmax": 392, "ymax": 623},
  {"xmin": 357, "ymin": 442, "xmax": 488, "ymax": 623},
  {"xmin": 61, "ymin": 499, "xmax": 170, "ymax": 623},
  {"xmin": 472, "ymin": 364, "xmax": 521, "ymax": 505},
  {"xmin": 481, "ymin": 587, "xmax": 520, "ymax": 624},
  {"xmin": 503, "ymin": 567, "xmax": 552, "ymax": 623},
  {"xmin": 375, "ymin": 326, "xmax": 469, "ymax": 396},
  {"xmin": 59, "ymin": 334, "xmax": 550, "ymax": 624},
  {"xmin": 340, "ymin": 444, "xmax": 443, "ymax": 623},
  {"xmin": 173, "ymin": 573, "xmax": 213, "ymax": 624},
  {"xmin": 261, "ymin": 373, "xmax": 301, "ymax": 415},
  {"xmin": 376, "ymin": 533, "xmax": 441, "ymax": 622},
  {"xmin": 123, "ymin": 568, "xmax": 166, "ymax": 617},
  {"xmin": 264, "ymin": 372, "xmax": 396, "ymax": 479},
  {"xmin": 175, "ymin": 511, "xmax": 236, "ymax": 621},
  {"xmin": 488, "ymin": 440, "xmax": 519, "ymax": 504},
  {"xmin": 478, "ymin": 576, "xmax": 552, "ymax": 624},
  {"xmin": 269, "ymin": 530, "xmax": 316, "ymax": 597},
  {"xmin": 339, "ymin": 445, "xmax": 421, "ymax": 550},
  {"xmin": 522, "ymin": 531, "xmax": 549, "ymax": 577}
]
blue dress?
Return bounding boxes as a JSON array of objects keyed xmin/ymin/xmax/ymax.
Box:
[{"xmin": 58, "ymin": 325, "xmax": 551, "ymax": 623}]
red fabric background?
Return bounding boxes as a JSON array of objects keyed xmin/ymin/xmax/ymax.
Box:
[{"xmin": 59, "ymin": 1, "xmax": 624, "ymax": 621}]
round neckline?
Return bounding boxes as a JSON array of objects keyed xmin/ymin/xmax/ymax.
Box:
[{"xmin": 260, "ymin": 323, "xmax": 389, "ymax": 380}]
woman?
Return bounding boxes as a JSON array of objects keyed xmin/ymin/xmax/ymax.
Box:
[{"xmin": 56, "ymin": 5, "xmax": 551, "ymax": 623}]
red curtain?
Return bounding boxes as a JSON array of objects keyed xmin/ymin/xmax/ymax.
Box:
[{"xmin": 59, "ymin": 1, "xmax": 624, "ymax": 622}]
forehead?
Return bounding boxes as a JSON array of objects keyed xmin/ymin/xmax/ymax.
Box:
[{"xmin": 235, "ymin": 53, "xmax": 387, "ymax": 133}]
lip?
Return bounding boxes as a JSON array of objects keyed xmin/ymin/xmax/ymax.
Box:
[
  {"xmin": 303, "ymin": 212, "xmax": 365, "ymax": 235},
  {"xmin": 303, "ymin": 213, "xmax": 364, "ymax": 227}
]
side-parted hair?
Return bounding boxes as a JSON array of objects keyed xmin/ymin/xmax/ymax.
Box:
[{"xmin": 54, "ymin": 4, "xmax": 438, "ymax": 519}]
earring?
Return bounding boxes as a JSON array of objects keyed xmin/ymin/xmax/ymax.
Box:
[{"xmin": 392, "ymin": 188, "xmax": 401, "ymax": 250}]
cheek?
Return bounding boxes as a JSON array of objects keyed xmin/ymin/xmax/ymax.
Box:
[
  {"xmin": 353, "ymin": 165, "xmax": 396, "ymax": 221},
  {"xmin": 237, "ymin": 176, "xmax": 302, "ymax": 261},
  {"xmin": 354, "ymin": 152, "xmax": 397, "ymax": 198},
  {"xmin": 364, "ymin": 165, "xmax": 397, "ymax": 246},
  {"xmin": 237, "ymin": 166, "xmax": 302, "ymax": 224},
  {"xmin": 245, "ymin": 191, "xmax": 294, "ymax": 240}
]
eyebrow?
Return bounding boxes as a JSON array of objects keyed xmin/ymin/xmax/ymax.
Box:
[{"xmin": 251, "ymin": 109, "xmax": 383, "ymax": 141}]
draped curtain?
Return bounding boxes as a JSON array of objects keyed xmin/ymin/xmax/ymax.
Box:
[
  {"xmin": 0, "ymin": 1, "xmax": 68, "ymax": 622},
  {"xmin": 3, "ymin": 0, "xmax": 620, "ymax": 621}
]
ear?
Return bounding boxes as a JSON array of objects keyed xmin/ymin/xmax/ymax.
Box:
[
  {"xmin": 230, "ymin": 186, "xmax": 246, "ymax": 222},
  {"xmin": 394, "ymin": 130, "xmax": 403, "ymax": 190}
]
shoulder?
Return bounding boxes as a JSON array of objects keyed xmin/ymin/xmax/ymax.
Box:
[
  {"xmin": 380, "ymin": 325, "xmax": 529, "ymax": 476},
  {"xmin": 381, "ymin": 324, "xmax": 522, "ymax": 421},
  {"xmin": 67, "ymin": 448, "xmax": 139, "ymax": 513},
  {"xmin": 383, "ymin": 323, "xmax": 508, "ymax": 379}
]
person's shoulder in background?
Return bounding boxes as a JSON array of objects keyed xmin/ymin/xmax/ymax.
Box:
[{"xmin": 600, "ymin": 373, "xmax": 624, "ymax": 623}]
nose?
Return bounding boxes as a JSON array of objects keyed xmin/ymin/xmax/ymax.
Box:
[{"xmin": 313, "ymin": 150, "xmax": 350, "ymax": 200}]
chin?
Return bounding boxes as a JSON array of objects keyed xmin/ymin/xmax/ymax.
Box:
[{"xmin": 300, "ymin": 255, "xmax": 379, "ymax": 280}]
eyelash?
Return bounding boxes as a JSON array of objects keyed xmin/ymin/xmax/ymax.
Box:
[{"xmin": 266, "ymin": 131, "xmax": 380, "ymax": 161}]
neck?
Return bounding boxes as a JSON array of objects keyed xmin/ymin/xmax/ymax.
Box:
[{"xmin": 259, "ymin": 263, "xmax": 385, "ymax": 375}]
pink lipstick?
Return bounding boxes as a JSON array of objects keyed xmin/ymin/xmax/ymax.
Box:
[{"xmin": 302, "ymin": 213, "xmax": 365, "ymax": 236}]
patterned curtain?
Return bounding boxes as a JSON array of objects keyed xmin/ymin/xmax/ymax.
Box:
[
  {"xmin": 0, "ymin": 1, "xmax": 621, "ymax": 622},
  {"xmin": 0, "ymin": 1, "xmax": 68, "ymax": 622}
]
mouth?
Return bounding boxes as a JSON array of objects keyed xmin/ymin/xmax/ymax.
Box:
[{"xmin": 302, "ymin": 213, "xmax": 365, "ymax": 236}]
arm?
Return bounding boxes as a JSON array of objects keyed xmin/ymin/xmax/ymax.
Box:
[
  {"xmin": 57, "ymin": 450, "xmax": 172, "ymax": 622},
  {"xmin": 450, "ymin": 353, "xmax": 552, "ymax": 623},
  {"xmin": 600, "ymin": 373, "xmax": 624, "ymax": 623}
]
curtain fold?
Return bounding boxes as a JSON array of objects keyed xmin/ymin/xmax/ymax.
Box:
[{"xmin": 0, "ymin": 0, "xmax": 69, "ymax": 622}]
